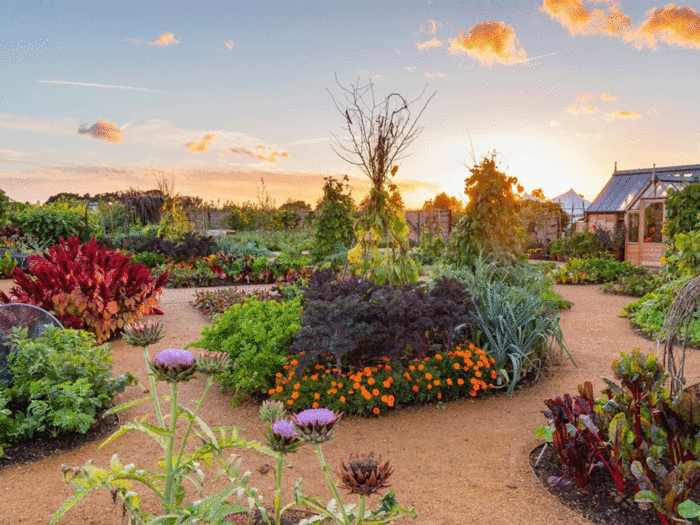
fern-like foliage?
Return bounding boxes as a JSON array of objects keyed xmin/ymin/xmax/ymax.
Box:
[{"xmin": 0, "ymin": 237, "xmax": 168, "ymax": 343}]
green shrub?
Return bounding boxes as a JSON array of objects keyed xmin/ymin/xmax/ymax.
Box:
[
  {"xmin": 192, "ymin": 287, "xmax": 281, "ymax": 318},
  {"xmin": 127, "ymin": 250, "xmax": 167, "ymax": 268},
  {"xmin": 311, "ymin": 176, "xmax": 355, "ymax": 264},
  {"xmin": 0, "ymin": 326, "xmax": 135, "ymax": 442},
  {"xmin": 188, "ymin": 296, "xmax": 303, "ymax": 401},
  {"xmin": 552, "ymin": 257, "xmax": 654, "ymax": 286},
  {"xmin": 8, "ymin": 202, "xmax": 98, "ymax": 246},
  {"xmin": 0, "ymin": 251, "xmax": 17, "ymax": 277}
]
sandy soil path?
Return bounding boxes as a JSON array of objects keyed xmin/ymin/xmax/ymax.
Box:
[{"xmin": 1, "ymin": 282, "xmax": 695, "ymax": 525}]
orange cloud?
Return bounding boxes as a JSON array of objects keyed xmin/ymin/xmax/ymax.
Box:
[
  {"xmin": 566, "ymin": 104, "xmax": 599, "ymax": 114},
  {"xmin": 416, "ymin": 38, "xmax": 443, "ymax": 50},
  {"xmin": 77, "ymin": 119, "xmax": 122, "ymax": 143},
  {"xmin": 448, "ymin": 21, "xmax": 527, "ymax": 65},
  {"xmin": 541, "ymin": 0, "xmax": 631, "ymax": 36},
  {"xmin": 576, "ymin": 93, "xmax": 594, "ymax": 102},
  {"xmin": 600, "ymin": 92, "xmax": 617, "ymax": 101},
  {"xmin": 229, "ymin": 144, "xmax": 290, "ymax": 163},
  {"xmin": 224, "ymin": 40, "xmax": 235, "ymax": 49},
  {"xmin": 185, "ymin": 133, "xmax": 216, "ymax": 153},
  {"xmin": 633, "ymin": 4, "xmax": 700, "ymax": 49},
  {"xmin": 150, "ymin": 33, "xmax": 180, "ymax": 46},
  {"xmin": 605, "ymin": 110, "xmax": 641, "ymax": 121}
]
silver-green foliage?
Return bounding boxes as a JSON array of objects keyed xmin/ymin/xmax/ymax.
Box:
[{"xmin": 447, "ymin": 257, "xmax": 571, "ymax": 394}]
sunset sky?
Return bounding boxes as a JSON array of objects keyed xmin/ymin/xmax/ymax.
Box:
[{"xmin": 2, "ymin": 0, "xmax": 700, "ymax": 209}]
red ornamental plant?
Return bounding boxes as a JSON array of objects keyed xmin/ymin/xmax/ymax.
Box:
[{"xmin": 0, "ymin": 237, "xmax": 168, "ymax": 343}]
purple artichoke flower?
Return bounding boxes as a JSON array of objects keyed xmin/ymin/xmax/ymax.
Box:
[
  {"xmin": 149, "ymin": 348, "xmax": 197, "ymax": 383},
  {"xmin": 265, "ymin": 419, "xmax": 304, "ymax": 455},
  {"xmin": 292, "ymin": 408, "xmax": 342, "ymax": 443}
]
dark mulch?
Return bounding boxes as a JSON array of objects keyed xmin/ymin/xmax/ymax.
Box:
[
  {"xmin": 529, "ymin": 443, "xmax": 663, "ymax": 525},
  {"xmin": 0, "ymin": 410, "xmax": 119, "ymax": 471}
]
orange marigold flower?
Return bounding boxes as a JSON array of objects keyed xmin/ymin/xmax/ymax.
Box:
[
  {"xmin": 348, "ymin": 390, "xmax": 355, "ymax": 395},
  {"xmin": 437, "ymin": 393, "xmax": 442, "ymax": 400},
  {"xmin": 362, "ymin": 390, "xmax": 372, "ymax": 400},
  {"xmin": 353, "ymin": 382, "xmax": 361, "ymax": 390},
  {"xmin": 311, "ymin": 374, "xmax": 319, "ymax": 381},
  {"xmin": 367, "ymin": 377, "xmax": 376, "ymax": 386},
  {"xmin": 489, "ymin": 383, "xmax": 494, "ymax": 388},
  {"xmin": 381, "ymin": 394, "xmax": 389, "ymax": 404},
  {"xmin": 314, "ymin": 393, "xmax": 321, "ymax": 400},
  {"xmin": 372, "ymin": 388, "xmax": 380, "ymax": 397},
  {"xmin": 409, "ymin": 365, "xmax": 416, "ymax": 372},
  {"xmin": 470, "ymin": 391, "xmax": 477, "ymax": 397},
  {"xmin": 468, "ymin": 343, "xmax": 476, "ymax": 350},
  {"xmin": 275, "ymin": 372, "xmax": 283, "ymax": 378},
  {"xmin": 340, "ymin": 396, "xmax": 346, "ymax": 403},
  {"xmin": 287, "ymin": 399, "xmax": 294, "ymax": 405},
  {"xmin": 475, "ymin": 371, "xmax": 482, "ymax": 378},
  {"xmin": 293, "ymin": 383, "xmax": 300, "ymax": 390},
  {"xmin": 373, "ymin": 407, "xmax": 380, "ymax": 415},
  {"xmin": 276, "ymin": 386, "xmax": 283, "ymax": 393},
  {"xmin": 290, "ymin": 359, "xmax": 298, "ymax": 366},
  {"xmin": 457, "ymin": 378, "xmax": 465, "ymax": 386},
  {"xmin": 363, "ymin": 367, "xmax": 372, "ymax": 376},
  {"xmin": 491, "ymin": 370, "xmax": 497, "ymax": 379},
  {"xmin": 291, "ymin": 392, "xmax": 300, "ymax": 399},
  {"xmin": 412, "ymin": 385, "xmax": 419, "ymax": 393},
  {"xmin": 337, "ymin": 382, "xmax": 343, "ymax": 388},
  {"xmin": 446, "ymin": 378, "xmax": 453, "ymax": 386},
  {"xmin": 302, "ymin": 376, "xmax": 308, "ymax": 381},
  {"xmin": 418, "ymin": 364, "xmax": 424, "ymax": 371},
  {"xmin": 268, "ymin": 388, "xmax": 276, "ymax": 395},
  {"xmin": 433, "ymin": 380, "xmax": 440, "ymax": 386},
  {"xmin": 425, "ymin": 372, "xmax": 433, "ymax": 380},
  {"xmin": 435, "ymin": 353, "xmax": 442, "ymax": 360},
  {"xmin": 331, "ymin": 381, "xmax": 337, "ymax": 388},
  {"xmin": 312, "ymin": 402, "xmax": 319, "ymax": 409},
  {"xmin": 453, "ymin": 363, "xmax": 460, "ymax": 370},
  {"xmin": 382, "ymin": 380, "xmax": 391, "ymax": 388},
  {"xmin": 387, "ymin": 395, "xmax": 395, "ymax": 407},
  {"xmin": 384, "ymin": 365, "xmax": 392, "ymax": 371},
  {"xmin": 427, "ymin": 384, "xmax": 433, "ymax": 390}
]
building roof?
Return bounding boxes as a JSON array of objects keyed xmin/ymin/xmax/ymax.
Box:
[
  {"xmin": 552, "ymin": 189, "xmax": 590, "ymax": 222},
  {"xmin": 587, "ymin": 164, "xmax": 700, "ymax": 214}
]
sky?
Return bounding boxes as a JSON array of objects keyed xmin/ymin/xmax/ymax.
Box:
[{"xmin": 2, "ymin": 0, "xmax": 700, "ymax": 209}]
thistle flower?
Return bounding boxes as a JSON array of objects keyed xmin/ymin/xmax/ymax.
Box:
[
  {"xmin": 265, "ymin": 419, "xmax": 304, "ymax": 455},
  {"xmin": 195, "ymin": 351, "xmax": 230, "ymax": 375},
  {"xmin": 259, "ymin": 399, "xmax": 286, "ymax": 423},
  {"xmin": 149, "ymin": 348, "xmax": 197, "ymax": 383},
  {"xmin": 122, "ymin": 320, "xmax": 165, "ymax": 348},
  {"xmin": 337, "ymin": 452, "xmax": 393, "ymax": 496},
  {"xmin": 292, "ymin": 408, "xmax": 342, "ymax": 443}
]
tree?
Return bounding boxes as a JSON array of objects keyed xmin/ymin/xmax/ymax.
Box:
[
  {"xmin": 447, "ymin": 153, "xmax": 527, "ymax": 267},
  {"xmin": 311, "ymin": 176, "xmax": 356, "ymax": 266},
  {"xmin": 329, "ymin": 76, "xmax": 435, "ymax": 284},
  {"xmin": 423, "ymin": 192, "xmax": 464, "ymax": 214}
]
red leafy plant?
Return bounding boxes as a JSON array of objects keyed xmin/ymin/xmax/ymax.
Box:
[{"xmin": 0, "ymin": 237, "xmax": 168, "ymax": 343}]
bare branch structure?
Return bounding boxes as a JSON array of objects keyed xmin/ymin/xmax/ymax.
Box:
[{"xmin": 328, "ymin": 76, "xmax": 436, "ymax": 209}]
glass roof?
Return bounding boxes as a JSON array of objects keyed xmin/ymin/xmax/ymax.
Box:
[{"xmin": 587, "ymin": 164, "xmax": 700, "ymax": 213}]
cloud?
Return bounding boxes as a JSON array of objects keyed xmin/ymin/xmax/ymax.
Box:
[
  {"xmin": 405, "ymin": 66, "xmax": 416, "ymax": 72},
  {"xmin": 229, "ymin": 144, "xmax": 290, "ymax": 163},
  {"xmin": 418, "ymin": 19, "xmax": 440, "ymax": 34},
  {"xmin": 576, "ymin": 93, "xmax": 594, "ymax": 102},
  {"xmin": 566, "ymin": 104, "xmax": 599, "ymax": 114},
  {"xmin": 370, "ymin": 74, "xmax": 383, "ymax": 81},
  {"xmin": 185, "ymin": 133, "xmax": 217, "ymax": 153},
  {"xmin": 600, "ymin": 92, "xmax": 617, "ymax": 101},
  {"xmin": 224, "ymin": 40, "xmax": 235, "ymax": 49},
  {"xmin": 448, "ymin": 21, "xmax": 527, "ymax": 65},
  {"xmin": 416, "ymin": 38, "xmax": 443, "ymax": 50},
  {"xmin": 541, "ymin": 0, "xmax": 631, "ymax": 36},
  {"xmin": 39, "ymin": 80, "xmax": 165, "ymax": 93},
  {"xmin": 150, "ymin": 33, "xmax": 180, "ymax": 46},
  {"xmin": 549, "ymin": 120, "xmax": 561, "ymax": 127},
  {"xmin": 77, "ymin": 119, "xmax": 123, "ymax": 143},
  {"xmin": 632, "ymin": 4, "xmax": 700, "ymax": 49},
  {"xmin": 424, "ymin": 71, "xmax": 447, "ymax": 78},
  {"xmin": 604, "ymin": 110, "xmax": 641, "ymax": 121}
]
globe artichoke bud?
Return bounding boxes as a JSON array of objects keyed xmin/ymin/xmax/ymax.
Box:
[
  {"xmin": 149, "ymin": 348, "xmax": 197, "ymax": 383},
  {"xmin": 265, "ymin": 419, "xmax": 304, "ymax": 455},
  {"xmin": 195, "ymin": 351, "xmax": 230, "ymax": 375},
  {"xmin": 292, "ymin": 408, "xmax": 342, "ymax": 444},
  {"xmin": 337, "ymin": 452, "xmax": 393, "ymax": 496},
  {"xmin": 259, "ymin": 399, "xmax": 287, "ymax": 423},
  {"xmin": 122, "ymin": 320, "xmax": 165, "ymax": 348}
]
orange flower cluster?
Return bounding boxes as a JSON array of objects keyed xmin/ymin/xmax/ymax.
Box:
[{"xmin": 269, "ymin": 343, "xmax": 497, "ymax": 417}]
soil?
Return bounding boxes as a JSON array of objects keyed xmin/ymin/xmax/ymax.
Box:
[{"xmin": 3, "ymin": 282, "xmax": 700, "ymax": 525}]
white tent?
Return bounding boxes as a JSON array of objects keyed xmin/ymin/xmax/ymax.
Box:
[{"xmin": 551, "ymin": 189, "xmax": 590, "ymax": 224}]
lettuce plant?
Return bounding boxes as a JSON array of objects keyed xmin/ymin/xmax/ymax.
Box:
[{"xmin": 0, "ymin": 237, "xmax": 168, "ymax": 343}]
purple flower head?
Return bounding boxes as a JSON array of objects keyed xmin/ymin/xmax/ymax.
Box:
[
  {"xmin": 149, "ymin": 348, "xmax": 197, "ymax": 383},
  {"xmin": 271, "ymin": 419, "xmax": 298, "ymax": 438},
  {"xmin": 266, "ymin": 419, "xmax": 303, "ymax": 455},
  {"xmin": 154, "ymin": 348, "xmax": 195, "ymax": 368},
  {"xmin": 295, "ymin": 408, "xmax": 337, "ymax": 426},
  {"xmin": 292, "ymin": 408, "xmax": 342, "ymax": 444}
]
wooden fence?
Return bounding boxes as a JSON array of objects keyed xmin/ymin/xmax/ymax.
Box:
[{"xmin": 404, "ymin": 209, "xmax": 452, "ymax": 242}]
